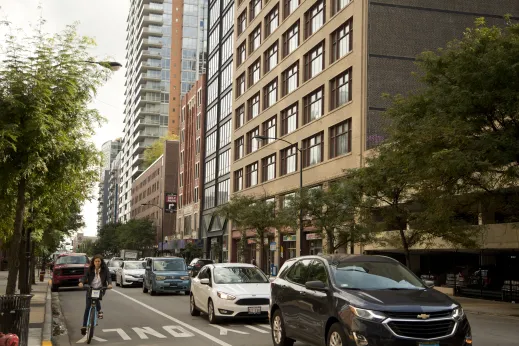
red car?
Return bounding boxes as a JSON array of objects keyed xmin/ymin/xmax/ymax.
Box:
[{"xmin": 51, "ymin": 253, "xmax": 89, "ymax": 291}]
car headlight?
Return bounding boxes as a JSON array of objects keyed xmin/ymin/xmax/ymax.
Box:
[
  {"xmin": 452, "ymin": 306, "xmax": 465, "ymax": 320},
  {"xmin": 217, "ymin": 291, "xmax": 236, "ymax": 300},
  {"xmin": 349, "ymin": 306, "xmax": 386, "ymax": 322},
  {"xmin": 180, "ymin": 276, "xmax": 190, "ymax": 280},
  {"xmin": 155, "ymin": 276, "xmax": 167, "ymax": 281}
]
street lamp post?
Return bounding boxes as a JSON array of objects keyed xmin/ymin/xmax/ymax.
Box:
[
  {"xmin": 253, "ymin": 136, "xmax": 304, "ymax": 256},
  {"xmin": 142, "ymin": 203, "xmax": 165, "ymax": 256}
]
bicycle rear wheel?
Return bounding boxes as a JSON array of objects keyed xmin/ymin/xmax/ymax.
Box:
[{"xmin": 87, "ymin": 306, "xmax": 96, "ymax": 344}]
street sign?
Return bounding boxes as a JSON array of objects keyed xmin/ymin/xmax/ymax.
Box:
[{"xmin": 165, "ymin": 193, "xmax": 177, "ymax": 213}]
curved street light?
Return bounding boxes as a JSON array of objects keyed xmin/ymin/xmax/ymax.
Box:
[
  {"xmin": 253, "ymin": 135, "xmax": 304, "ymax": 256},
  {"xmin": 142, "ymin": 203, "xmax": 165, "ymax": 256}
]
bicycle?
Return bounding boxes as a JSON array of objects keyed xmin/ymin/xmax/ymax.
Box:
[{"xmin": 83, "ymin": 285, "xmax": 108, "ymax": 344}]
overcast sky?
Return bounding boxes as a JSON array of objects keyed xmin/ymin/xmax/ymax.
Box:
[{"xmin": 0, "ymin": 0, "xmax": 129, "ymax": 236}]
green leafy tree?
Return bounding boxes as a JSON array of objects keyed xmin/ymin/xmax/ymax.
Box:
[
  {"xmin": 0, "ymin": 21, "xmax": 114, "ymax": 294},
  {"xmin": 79, "ymin": 239, "xmax": 96, "ymax": 256},
  {"xmin": 180, "ymin": 242, "xmax": 203, "ymax": 263},
  {"xmin": 117, "ymin": 219, "xmax": 157, "ymax": 251},
  {"xmin": 285, "ymin": 183, "xmax": 372, "ymax": 254},
  {"xmin": 216, "ymin": 195, "xmax": 292, "ymax": 272},
  {"xmin": 95, "ymin": 222, "xmax": 122, "ymax": 257},
  {"xmin": 143, "ymin": 134, "xmax": 179, "ymax": 168}
]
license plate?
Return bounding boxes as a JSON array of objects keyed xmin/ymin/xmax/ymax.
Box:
[
  {"xmin": 248, "ymin": 306, "xmax": 261, "ymax": 314},
  {"xmin": 169, "ymin": 283, "xmax": 178, "ymax": 287},
  {"xmin": 418, "ymin": 343, "xmax": 439, "ymax": 346},
  {"xmin": 91, "ymin": 290, "xmax": 101, "ymax": 298}
]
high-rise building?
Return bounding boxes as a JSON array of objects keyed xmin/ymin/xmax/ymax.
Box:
[
  {"xmin": 108, "ymin": 151, "xmax": 123, "ymax": 224},
  {"xmin": 200, "ymin": 0, "xmax": 235, "ymax": 261},
  {"xmin": 119, "ymin": 0, "xmax": 173, "ymax": 222},
  {"xmin": 227, "ymin": 0, "xmax": 519, "ymax": 270},
  {"xmin": 176, "ymin": 75, "xmax": 206, "ymax": 241},
  {"xmin": 97, "ymin": 139, "xmax": 122, "ymax": 230}
]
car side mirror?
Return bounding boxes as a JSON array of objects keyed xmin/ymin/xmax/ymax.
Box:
[
  {"xmin": 305, "ymin": 280, "xmax": 328, "ymax": 291},
  {"xmin": 200, "ymin": 278, "xmax": 210, "ymax": 285}
]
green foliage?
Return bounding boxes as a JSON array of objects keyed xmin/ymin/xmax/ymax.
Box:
[
  {"xmin": 143, "ymin": 133, "xmax": 179, "ymax": 168},
  {"xmin": 78, "ymin": 239, "xmax": 96, "ymax": 256},
  {"xmin": 94, "ymin": 220, "xmax": 157, "ymax": 257},
  {"xmin": 180, "ymin": 242, "xmax": 203, "ymax": 263}
]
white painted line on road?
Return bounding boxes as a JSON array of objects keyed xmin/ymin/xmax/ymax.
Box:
[
  {"xmin": 244, "ymin": 325, "xmax": 269, "ymax": 334},
  {"xmin": 102, "ymin": 328, "xmax": 131, "ymax": 340},
  {"xmin": 163, "ymin": 325, "xmax": 195, "ymax": 337},
  {"xmin": 211, "ymin": 325, "xmax": 249, "ymax": 336},
  {"xmin": 112, "ymin": 289, "xmax": 232, "ymax": 346},
  {"xmin": 256, "ymin": 323, "xmax": 271, "ymax": 330},
  {"xmin": 76, "ymin": 335, "xmax": 107, "ymax": 343},
  {"xmin": 133, "ymin": 327, "xmax": 167, "ymax": 339}
]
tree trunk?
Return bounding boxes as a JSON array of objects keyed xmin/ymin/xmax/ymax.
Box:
[
  {"xmin": 6, "ymin": 177, "xmax": 27, "ymax": 295},
  {"xmin": 326, "ymin": 230, "xmax": 334, "ymax": 255},
  {"xmin": 398, "ymin": 229, "xmax": 411, "ymax": 268},
  {"xmin": 30, "ymin": 244, "xmax": 36, "ymax": 285},
  {"xmin": 18, "ymin": 230, "xmax": 27, "ymax": 293}
]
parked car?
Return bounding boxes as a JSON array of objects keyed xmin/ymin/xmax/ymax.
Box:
[
  {"xmin": 190, "ymin": 263, "xmax": 270, "ymax": 323},
  {"xmin": 269, "ymin": 254, "xmax": 472, "ymax": 346},
  {"xmin": 51, "ymin": 253, "xmax": 90, "ymax": 292},
  {"xmin": 115, "ymin": 261, "xmax": 146, "ymax": 287},
  {"xmin": 142, "ymin": 257, "xmax": 190, "ymax": 295},
  {"xmin": 188, "ymin": 258, "xmax": 214, "ymax": 277},
  {"xmin": 107, "ymin": 259, "xmax": 123, "ymax": 281}
]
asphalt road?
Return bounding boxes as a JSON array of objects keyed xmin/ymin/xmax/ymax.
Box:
[{"xmin": 58, "ymin": 286, "xmax": 519, "ymax": 346}]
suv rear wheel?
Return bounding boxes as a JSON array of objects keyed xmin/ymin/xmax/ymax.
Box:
[{"xmin": 271, "ymin": 309, "xmax": 294, "ymax": 346}]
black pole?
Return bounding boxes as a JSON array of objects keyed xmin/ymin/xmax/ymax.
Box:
[
  {"xmin": 299, "ymin": 150, "xmax": 303, "ymax": 256},
  {"xmin": 161, "ymin": 209, "xmax": 164, "ymax": 257}
]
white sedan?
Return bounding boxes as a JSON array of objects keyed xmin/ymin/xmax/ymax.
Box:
[
  {"xmin": 190, "ymin": 263, "xmax": 270, "ymax": 323},
  {"xmin": 115, "ymin": 261, "xmax": 145, "ymax": 287}
]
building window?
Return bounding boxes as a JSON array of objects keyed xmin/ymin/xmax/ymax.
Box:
[
  {"xmin": 245, "ymin": 162, "xmax": 259, "ymax": 187},
  {"xmin": 180, "ymin": 173, "xmax": 183, "ymax": 187},
  {"xmin": 197, "ymin": 89, "xmax": 202, "ymax": 106},
  {"xmin": 220, "ymin": 63, "xmax": 233, "ymax": 91},
  {"xmin": 206, "ymin": 131, "xmax": 217, "ymax": 155},
  {"xmin": 209, "ymin": 0, "xmax": 221, "ymax": 27},
  {"xmin": 283, "ymin": 0, "xmax": 298, "ymax": 19},
  {"xmin": 235, "ymin": 136, "xmax": 244, "ymax": 160},
  {"xmin": 283, "ymin": 21, "xmax": 299, "ymax": 57},
  {"xmin": 329, "ymin": 119, "xmax": 352, "ymax": 158},
  {"xmin": 217, "ymin": 179, "xmax": 230, "ymax": 205},
  {"xmin": 234, "ymin": 169, "xmax": 243, "ymax": 191},
  {"xmin": 248, "ymin": 59, "xmax": 261, "ymax": 87},
  {"xmin": 264, "ymin": 41, "xmax": 278, "ymax": 73},
  {"xmin": 282, "ymin": 62, "xmax": 298, "ymax": 96},
  {"xmin": 303, "ymin": 86, "xmax": 324, "ymax": 124},
  {"xmin": 330, "ymin": 68, "xmax": 352, "ymax": 110},
  {"xmin": 281, "ymin": 103, "xmax": 297, "ymax": 136},
  {"xmin": 222, "ymin": 6, "xmax": 235, "ymax": 35},
  {"xmin": 304, "ymin": 41, "xmax": 324, "ymax": 81},
  {"xmin": 195, "ymin": 162, "xmax": 200, "ymax": 178},
  {"xmin": 219, "ymin": 150, "xmax": 231, "ymax": 176},
  {"xmin": 196, "ymin": 113, "xmax": 201, "ymax": 130},
  {"xmin": 194, "ymin": 186, "xmax": 199, "ymax": 203},
  {"xmin": 263, "ymin": 78, "xmax": 278, "ymax": 109},
  {"xmin": 237, "ymin": 73, "xmax": 246, "ymax": 97},
  {"xmin": 219, "ymin": 121, "xmax": 231, "ymax": 147},
  {"xmin": 265, "ymin": 4, "xmax": 279, "ymax": 37},
  {"xmin": 262, "ymin": 116, "xmax": 277, "ymax": 144},
  {"xmin": 205, "ymin": 158, "xmax": 216, "ymax": 182},
  {"xmin": 196, "ymin": 137, "xmax": 201, "ymax": 154},
  {"xmin": 249, "ymin": 25, "xmax": 261, "ymax": 53},
  {"xmin": 331, "ymin": 19, "xmax": 353, "ymax": 63},
  {"xmin": 235, "ymin": 105, "xmax": 245, "ymax": 129},
  {"xmin": 247, "ymin": 93, "xmax": 260, "ymax": 120},
  {"xmin": 204, "ymin": 185, "xmax": 215, "ymax": 209},
  {"xmin": 221, "ymin": 92, "xmax": 232, "ymax": 120},
  {"xmin": 262, "ymin": 154, "xmax": 276, "ymax": 182},
  {"xmin": 238, "ymin": 10, "xmax": 247, "ymax": 35},
  {"xmin": 207, "ymin": 106, "xmax": 217, "ymax": 130},
  {"xmin": 280, "ymin": 145, "xmax": 298, "ymax": 175},
  {"xmin": 250, "ymin": 0, "xmax": 262, "ymax": 21},
  {"xmin": 332, "ymin": 0, "xmax": 352, "ymax": 16},
  {"xmin": 246, "ymin": 127, "xmax": 260, "ymax": 154},
  {"xmin": 237, "ymin": 42, "xmax": 246, "ymax": 66},
  {"xmin": 302, "ymin": 132, "xmax": 324, "ymax": 168},
  {"xmin": 305, "ymin": 0, "xmax": 325, "ymax": 39}
]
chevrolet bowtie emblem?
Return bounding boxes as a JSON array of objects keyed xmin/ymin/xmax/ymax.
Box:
[{"xmin": 417, "ymin": 314, "xmax": 430, "ymax": 319}]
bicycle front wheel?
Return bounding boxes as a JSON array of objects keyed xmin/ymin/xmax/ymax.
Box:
[{"xmin": 87, "ymin": 306, "xmax": 96, "ymax": 344}]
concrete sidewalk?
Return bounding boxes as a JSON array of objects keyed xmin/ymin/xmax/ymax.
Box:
[{"xmin": 0, "ymin": 271, "xmax": 53, "ymax": 346}]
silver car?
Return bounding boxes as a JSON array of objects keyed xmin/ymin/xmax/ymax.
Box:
[{"xmin": 115, "ymin": 261, "xmax": 146, "ymax": 287}]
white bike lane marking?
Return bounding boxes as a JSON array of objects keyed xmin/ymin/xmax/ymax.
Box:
[{"xmin": 111, "ymin": 289, "xmax": 232, "ymax": 346}]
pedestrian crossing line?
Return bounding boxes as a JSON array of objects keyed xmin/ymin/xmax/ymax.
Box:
[{"xmin": 244, "ymin": 325, "xmax": 269, "ymax": 334}]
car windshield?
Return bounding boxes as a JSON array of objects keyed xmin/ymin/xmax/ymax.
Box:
[
  {"xmin": 153, "ymin": 259, "xmax": 186, "ymax": 271},
  {"xmin": 109, "ymin": 260, "xmax": 122, "ymax": 268},
  {"xmin": 213, "ymin": 267, "xmax": 269, "ymax": 284},
  {"xmin": 124, "ymin": 262, "xmax": 145, "ymax": 269},
  {"xmin": 56, "ymin": 256, "xmax": 88, "ymax": 265},
  {"xmin": 332, "ymin": 261, "xmax": 425, "ymax": 290}
]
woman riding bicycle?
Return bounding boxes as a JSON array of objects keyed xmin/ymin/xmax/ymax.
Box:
[{"xmin": 78, "ymin": 254, "xmax": 112, "ymax": 335}]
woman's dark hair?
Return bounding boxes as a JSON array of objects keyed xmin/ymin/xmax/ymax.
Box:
[{"xmin": 89, "ymin": 254, "xmax": 107, "ymax": 271}]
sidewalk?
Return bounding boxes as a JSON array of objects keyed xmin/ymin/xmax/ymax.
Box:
[
  {"xmin": 452, "ymin": 295, "xmax": 519, "ymax": 318},
  {"xmin": 0, "ymin": 271, "xmax": 53, "ymax": 346}
]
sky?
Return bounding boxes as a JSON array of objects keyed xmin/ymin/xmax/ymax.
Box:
[{"xmin": 0, "ymin": 0, "xmax": 129, "ymax": 236}]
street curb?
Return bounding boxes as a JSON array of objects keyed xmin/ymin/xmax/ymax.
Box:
[
  {"xmin": 42, "ymin": 280, "xmax": 53, "ymax": 346},
  {"xmin": 51, "ymin": 292, "xmax": 71, "ymax": 346}
]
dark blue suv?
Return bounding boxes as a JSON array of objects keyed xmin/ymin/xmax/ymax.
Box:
[{"xmin": 269, "ymin": 254, "xmax": 472, "ymax": 346}]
